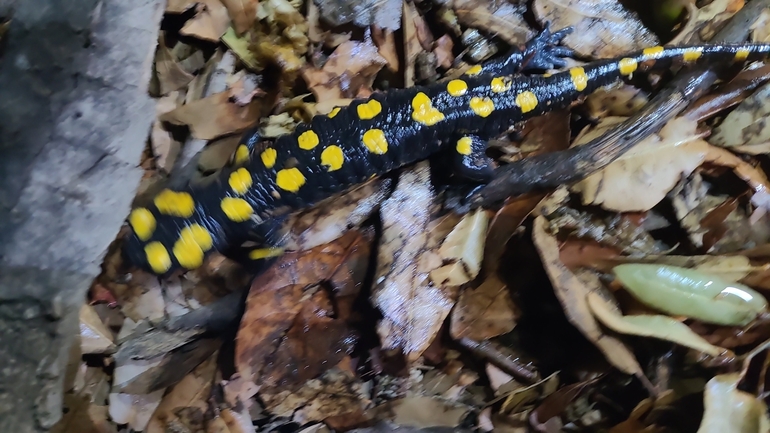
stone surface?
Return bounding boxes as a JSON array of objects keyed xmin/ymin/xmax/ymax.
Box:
[{"xmin": 0, "ymin": 0, "xmax": 162, "ymax": 430}]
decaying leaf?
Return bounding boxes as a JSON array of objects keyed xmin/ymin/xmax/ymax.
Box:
[
  {"xmin": 711, "ymin": 82, "xmax": 770, "ymax": 148},
  {"xmin": 696, "ymin": 373, "xmax": 770, "ymax": 433},
  {"xmin": 671, "ymin": 0, "xmax": 744, "ymax": 44},
  {"xmin": 154, "ymin": 34, "xmax": 204, "ymax": 96},
  {"xmin": 235, "ymin": 230, "xmax": 370, "ymax": 387},
  {"xmin": 372, "ymin": 162, "xmax": 459, "ymax": 361},
  {"xmin": 258, "ymin": 368, "xmax": 370, "ymax": 424},
  {"xmin": 532, "ymin": 216, "xmax": 646, "ymax": 380},
  {"xmin": 301, "ymin": 35, "xmax": 387, "ymax": 101},
  {"xmin": 532, "ymin": 0, "xmax": 659, "ymax": 58},
  {"xmin": 313, "ymin": 0, "xmax": 401, "ymax": 30},
  {"xmin": 370, "ymin": 395, "xmax": 470, "ymax": 429},
  {"xmin": 452, "ymin": 0, "xmax": 532, "ymax": 46},
  {"xmin": 587, "ymin": 292, "xmax": 729, "ymax": 357},
  {"xmin": 79, "ymin": 304, "xmax": 116, "ymax": 355}
]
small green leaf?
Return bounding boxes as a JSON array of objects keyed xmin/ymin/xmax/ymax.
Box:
[{"xmin": 613, "ymin": 264, "xmax": 767, "ymax": 326}]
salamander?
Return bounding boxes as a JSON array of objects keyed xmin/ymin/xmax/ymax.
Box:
[{"xmin": 122, "ymin": 24, "xmax": 770, "ymax": 276}]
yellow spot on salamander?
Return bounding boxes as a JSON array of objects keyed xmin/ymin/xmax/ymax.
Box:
[
  {"xmin": 515, "ymin": 91, "xmax": 538, "ymax": 114},
  {"xmin": 249, "ymin": 247, "xmax": 285, "ymax": 260},
  {"xmin": 276, "ymin": 167, "xmax": 306, "ymax": 192},
  {"xmin": 456, "ymin": 137, "xmax": 472, "ymax": 155},
  {"xmin": 618, "ymin": 58, "xmax": 637, "ymax": 75},
  {"xmin": 469, "ymin": 96, "xmax": 494, "ymax": 118},
  {"xmin": 221, "ymin": 197, "xmax": 253, "ymax": 222},
  {"xmin": 154, "ymin": 189, "xmax": 195, "ymax": 218},
  {"xmin": 683, "ymin": 48, "xmax": 703, "ymax": 62},
  {"xmin": 642, "ymin": 46, "xmax": 664, "ymax": 59},
  {"xmin": 543, "ymin": 72, "xmax": 552, "ymax": 78},
  {"xmin": 735, "ymin": 48, "xmax": 750, "ymax": 61},
  {"xmin": 363, "ymin": 129, "xmax": 388, "ymax": 154},
  {"xmin": 447, "ymin": 79, "xmax": 468, "ymax": 97},
  {"xmin": 321, "ymin": 145, "xmax": 344, "ymax": 171},
  {"xmin": 261, "ymin": 148, "xmax": 277, "ymax": 169},
  {"xmin": 490, "ymin": 77, "xmax": 511, "ymax": 93},
  {"xmin": 298, "ymin": 130, "xmax": 320, "ymax": 150},
  {"xmin": 569, "ymin": 67, "xmax": 588, "ymax": 92},
  {"xmin": 128, "ymin": 208, "xmax": 155, "ymax": 241},
  {"xmin": 466, "ymin": 65, "xmax": 483, "ymax": 76},
  {"xmin": 173, "ymin": 224, "xmax": 214, "ymax": 269},
  {"xmin": 411, "ymin": 92, "xmax": 445, "ymax": 126},
  {"xmin": 357, "ymin": 100, "xmax": 382, "ymax": 120},
  {"xmin": 228, "ymin": 167, "xmax": 252, "ymax": 195},
  {"xmin": 328, "ymin": 107, "xmax": 341, "ymax": 118},
  {"xmin": 145, "ymin": 241, "xmax": 171, "ymax": 274},
  {"xmin": 234, "ymin": 144, "xmax": 250, "ymax": 165}
]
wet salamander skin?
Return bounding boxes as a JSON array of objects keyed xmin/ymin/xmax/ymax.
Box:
[{"xmin": 124, "ymin": 40, "xmax": 770, "ymax": 276}]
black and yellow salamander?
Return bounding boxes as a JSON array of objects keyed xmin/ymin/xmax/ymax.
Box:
[{"xmin": 122, "ymin": 25, "xmax": 770, "ymax": 276}]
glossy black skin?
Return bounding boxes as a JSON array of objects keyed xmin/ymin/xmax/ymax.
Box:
[{"xmin": 123, "ymin": 25, "xmax": 770, "ymax": 276}]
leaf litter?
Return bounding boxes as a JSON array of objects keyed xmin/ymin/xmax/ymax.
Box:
[{"xmin": 64, "ymin": 0, "xmax": 770, "ymax": 432}]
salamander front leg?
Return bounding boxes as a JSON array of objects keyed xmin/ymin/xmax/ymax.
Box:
[
  {"xmin": 476, "ymin": 22, "xmax": 574, "ymax": 76},
  {"xmin": 452, "ymin": 135, "xmax": 495, "ymax": 183}
]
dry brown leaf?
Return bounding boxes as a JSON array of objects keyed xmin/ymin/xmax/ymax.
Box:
[
  {"xmin": 79, "ymin": 304, "xmax": 116, "ymax": 355},
  {"xmin": 450, "ymin": 273, "xmax": 518, "ymax": 341},
  {"xmin": 175, "ymin": 0, "xmax": 231, "ymax": 42},
  {"xmin": 151, "ymin": 91, "xmax": 184, "ymax": 173},
  {"xmin": 434, "ymin": 34, "xmax": 455, "ymax": 69},
  {"xmin": 146, "ymin": 352, "xmax": 218, "ymax": 433},
  {"xmin": 235, "ymin": 230, "xmax": 370, "ymax": 387},
  {"xmin": 572, "ymin": 116, "xmax": 770, "ymax": 212},
  {"xmin": 431, "ymin": 209, "xmax": 488, "ymax": 287},
  {"xmin": 159, "ymin": 83, "xmax": 264, "ymax": 140},
  {"xmin": 372, "ymin": 26, "xmax": 400, "ymax": 72},
  {"xmin": 532, "ymin": 216, "xmax": 646, "ymax": 379},
  {"xmin": 750, "ymin": 8, "xmax": 770, "ymax": 42},
  {"xmin": 532, "ymin": 0, "xmax": 659, "ymax": 58},
  {"xmin": 154, "ymin": 34, "xmax": 197, "ymax": 95},
  {"xmin": 671, "ymin": 0, "xmax": 745, "ymax": 44},
  {"xmin": 108, "ymin": 391, "xmax": 165, "ymax": 432},
  {"xmin": 452, "ymin": 0, "xmax": 532, "ymax": 46},
  {"xmin": 402, "ymin": 0, "xmax": 422, "ymax": 87},
  {"xmin": 529, "ymin": 377, "xmax": 602, "ymax": 431},
  {"xmin": 258, "ymin": 368, "xmax": 370, "ymax": 424},
  {"xmin": 301, "ymin": 36, "xmax": 387, "ymax": 101},
  {"xmin": 371, "ymin": 395, "xmax": 470, "ymax": 428},
  {"xmin": 221, "ymin": 0, "xmax": 258, "ymax": 34},
  {"xmin": 711, "ymin": 82, "xmax": 770, "ymax": 148},
  {"xmin": 483, "ymin": 193, "xmax": 546, "ymax": 274},
  {"xmin": 373, "ymin": 162, "xmax": 460, "ymax": 361}
]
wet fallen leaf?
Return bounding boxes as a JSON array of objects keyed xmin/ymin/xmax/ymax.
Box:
[
  {"xmin": 80, "ymin": 304, "xmax": 116, "ymax": 355},
  {"xmin": 372, "ymin": 395, "xmax": 470, "ymax": 428},
  {"xmin": 696, "ymin": 373, "xmax": 770, "ymax": 432},
  {"xmin": 221, "ymin": 0, "xmax": 258, "ymax": 34},
  {"xmin": 159, "ymin": 79, "xmax": 264, "ymax": 140},
  {"xmin": 613, "ymin": 264, "xmax": 768, "ymax": 326},
  {"xmin": 587, "ymin": 292, "xmax": 728, "ymax": 357},
  {"xmin": 146, "ymin": 352, "xmax": 218, "ymax": 433},
  {"xmin": 684, "ymin": 64, "xmax": 770, "ymax": 123},
  {"xmin": 373, "ymin": 162, "xmax": 459, "ymax": 361},
  {"xmin": 450, "ymin": 274, "xmax": 518, "ymax": 341},
  {"xmin": 235, "ymin": 230, "xmax": 370, "ymax": 387},
  {"xmin": 301, "ymin": 36, "xmax": 387, "ymax": 101},
  {"xmin": 711, "ymin": 82, "xmax": 770, "ymax": 148},
  {"xmin": 532, "ymin": 0, "xmax": 659, "ymax": 58},
  {"xmin": 452, "ymin": 0, "xmax": 532, "ymax": 47},
  {"xmin": 532, "ymin": 216, "xmax": 646, "ymax": 379}
]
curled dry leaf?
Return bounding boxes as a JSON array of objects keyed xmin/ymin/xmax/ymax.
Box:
[
  {"xmin": 145, "ymin": 353, "xmax": 218, "ymax": 433},
  {"xmin": 452, "ymin": 0, "xmax": 532, "ymax": 46},
  {"xmin": 159, "ymin": 76, "xmax": 265, "ymax": 140},
  {"xmin": 258, "ymin": 368, "xmax": 370, "ymax": 423},
  {"xmin": 301, "ymin": 36, "xmax": 387, "ymax": 101},
  {"xmin": 79, "ymin": 304, "xmax": 116, "ymax": 355},
  {"xmin": 235, "ymin": 230, "xmax": 370, "ymax": 387},
  {"xmin": 175, "ymin": 0, "xmax": 231, "ymax": 42},
  {"xmin": 572, "ymin": 116, "xmax": 770, "ymax": 212},
  {"xmin": 532, "ymin": 0, "xmax": 658, "ymax": 58},
  {"xmin": 221, "ymin": 0, "xmax": 259, "ymax": 34},
  {"xmin": 532, "ymin": 216, "xmax": 646, "ymax": 378},
  {"xmin": 587, "ymin": 292, "xmax": 728, "ymax": 357},
  {"xmin": 430, "ymin": 208, "xmax": 488, "ymax": 287},
  {"xmin": 282, "ymin": 178, "xmax": 391, "ymax": 251},
  {"xmin": 711, "ymin": 82, "xmax": 770, "ymax": 148},
  {"xmin": 696, "ymin": 373, "xmax": 770, "ymax": 433},
  {"xmin": 373, "ymin": 162, "xmax": 460, "ymax": 361},
  {"xmin": 613, "ymin": 264, "xmax": 768, "ymax": 327}
]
